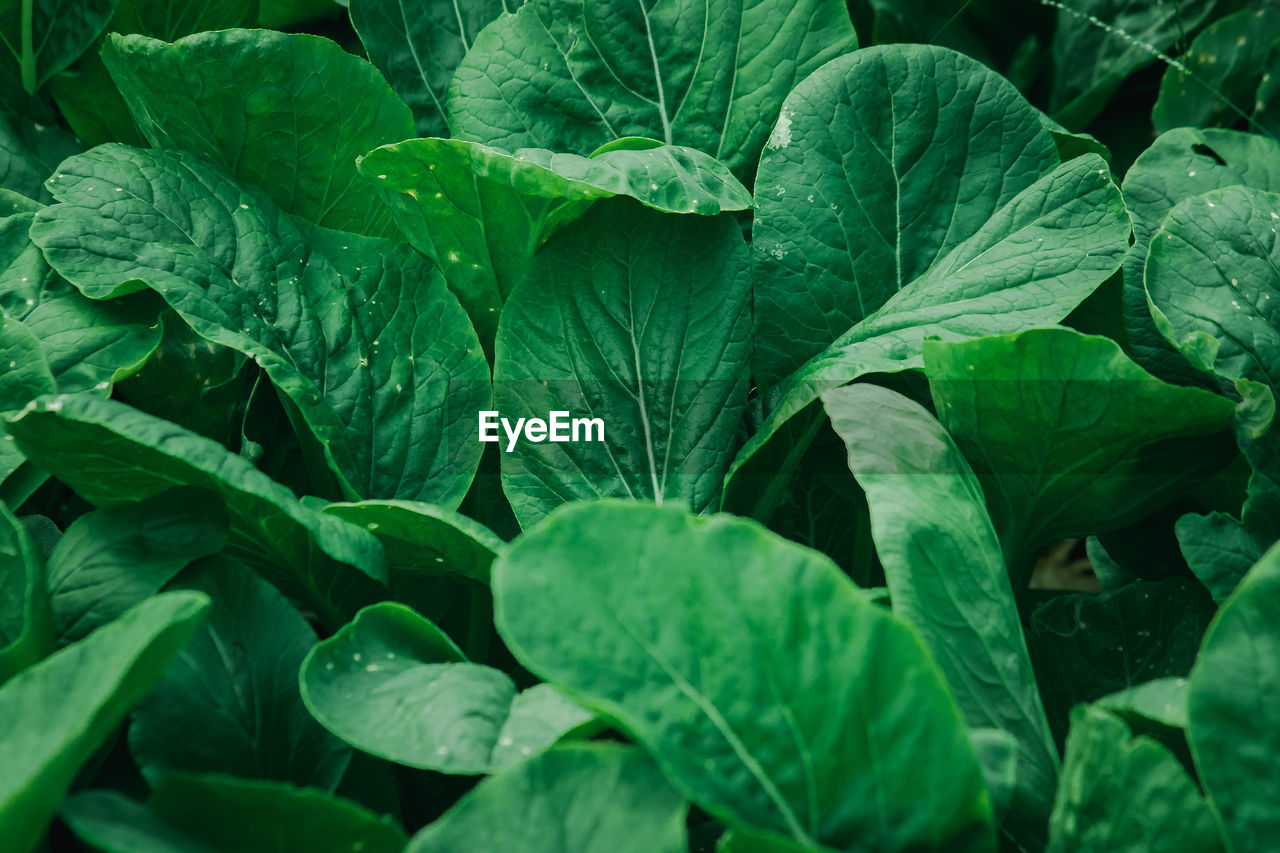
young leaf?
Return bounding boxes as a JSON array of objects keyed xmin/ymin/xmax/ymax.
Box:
[
  {"xmin": 47, "ymin": 487, "xmax": 227, "ymax": 644},
  {"xmin": 1152, "ymin": 7, "xmax": 1280, "ymax": 138},
  {"xmin": 5, "ymin": 395, "xmax": 386, "ymax": 629},
  {"xmin": 406, "ymin": 744, "xmax": 688, "ymax": 853},
  {"xmin": 0, "ymin": 501, "xmax": 52, "ymax": 682},
  {"xmin": 1188, "ymin": 542, "xmax": 1280, "ymax": 853},
  {"xmin": 102, "ymin": 29, "xmax": 416, "ymax": 237},
  {"xmin": 494, "ymin": 500, "xmax": 995, "ymax": 852},
  {"xmin": 494, "ymin": 200, "xmax": 751, "ymax": 527},
  {"xmin": 752, "ymin": 44, "xmax": 1059, "ymax": 384},
  {"xmin": 360, "ymin": 138, "xmax": 751, "ymax": 344},
  {"xmin": 348, "ymin": 0, "xmax": 518, "ymax": 138},
  {"xmin": 31, "ymin": 144, "xmax": 491, "ymax": 508},
  {"xmin": 447, "ymin": 0, "xmax": 857, "ymax": 175},
  {"xmin": 62, "ymin": 773, "xmax": 408, "ymax": 853},
  {"xmin": 824, "ymin": 383, "xmax": 1057, "ymax": 848},
  {"xmin": 724, "ymin": 153, "xmax": 1129, "ymax": 523},
  {"xmin": 1145, "ymin": 186, "xmax": 1280, "ymax": 417},
  {"xmin": 923, "ymin": 329, "xmax": 1236, "ymax": 577},
  {"xmin": 0, "ymin": 591, "xmax": 209, "ymax": 853},
  {"xmin": 300, "ymin": 602, "xmax": 593, "ymax": 774},
  {"xmin": 1121, "ymin": 128, "xmax": 1280, "ymax": 384},
  {"xmin": 1048, "ymin": 705, "xmax": 1223, "ymax": 853},
  {"xmin": 1049, "ymin": 0, "xmax": 1217, "ymax": 128},
  {"xmin": 130, "ymin": 557, "xmax": 352, "ymax": 790}
]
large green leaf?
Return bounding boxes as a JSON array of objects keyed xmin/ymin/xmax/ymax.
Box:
[
  {"xmin": 62, "ymin": 772, "xmax": 408, "ymax": 853},
  {"xmin": 359, "ymin": 138, "xmax": 751, "ymax": 345},
  {"xmin": 0, "ymin": 317, "xmax": 52, "ymax": 484},
  {"xmin": 0, "ymin": 0, "xmax": 116, "ymax": 105},
  {"xmin": 407, "ymin": 744, "xmax": 686, "ymax": 853},
  {"xmin": 130, "ymin": 558, "xmax": 352, "ymax": 789},
  {"xmin": 494, "ymin": 201, "xmax": 751, "ymax": 528},
  {"xmin": 1152, "ymin": 7, "xmax": 1280, "ymax": 139},
  {"xmin": 923, "ymin": 329, "xmax": 1235, "ymax": 577},
  {"xmin": 1047, "ymin": 705, "xmax": 1223, "ymax": 853},
  {"xmin": 46, "ymin": 487, "xmax": 226, "ymax": 644},
  {"xmin": 447, "ymin": 0, "xmax": 857, "ymax": 175},
  {"xmin": 300, "ymin": 602, "xmax": 593, "ymax": 774},
  {"xmin": 494, "ymin": 501, "xmax": 995, "ymax": 852},
  {"xmin": 5, "ymin": 395, "xmax": 385, "ymax": 629},
  {"xmin": 1121, "ymin": 128, "xmax": 1280, "ymax": 384},
  {"xmin": 1049, "ymin": 0, "xmax": 1217, "ymax": 128},
  {"xmin": 824, "ymin": 383, "xmax": 1057, "ymax": 848},
  {"xmin": 1188, "ymin": 542, "xmax": 1280, "ymax": 853},
  {"xmin": 0, "ymin": 591, "xmax": 209, "ymax": 853},
  {"xmin": 1146, "ymin": 186, "xmax": 1280, "ymax": 419},
  {"xmin": 348, "ymin": 0, "xmax": 518, "ymax": 138},
  {"xmin": 102, "ymin": 29, "xmax": 415, "ymax": 237},
  {"xmin": 752, "ymin": 44, "xmax": 1059, "ymax": 384},
  {"xmin": 723, "ymin": 153, "xmax": 1129, "ymax": 523},
  {"xmin": 30, "ymin": 144, "xmax": 490, "ymax": 508},
  {"xmin": 1027, "ymin": 578, "xmax": 1216, "ymax": 749},
  {"xmin": 0, "ymin": 501, "xmax": 52, "ymax": 682}
]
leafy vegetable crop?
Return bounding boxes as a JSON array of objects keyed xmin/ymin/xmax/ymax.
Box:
[{"xmin": 3, "ymin": 1, "xmax": 1280, "ymax": 851}]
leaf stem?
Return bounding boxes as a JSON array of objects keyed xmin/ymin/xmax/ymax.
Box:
[{"xmin": 20, "ymin": 0, "xmax": 35, "ymax": 94}]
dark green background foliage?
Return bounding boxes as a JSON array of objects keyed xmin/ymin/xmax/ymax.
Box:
[{"xmin": 2, "ymin": 0, "xmax": 1279, "ymax": 851}]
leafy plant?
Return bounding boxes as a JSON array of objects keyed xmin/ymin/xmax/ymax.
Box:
[{"xmin": 2, "ymin": 2, "xmax": 1280, "ymax": 852}]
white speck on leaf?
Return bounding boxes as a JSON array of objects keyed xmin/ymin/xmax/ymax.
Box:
[{"xmin": 767, "ymin": 110, "xmax": 793, "ymax": 149}]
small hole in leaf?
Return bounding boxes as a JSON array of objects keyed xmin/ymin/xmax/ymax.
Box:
[{"xmin": 1191, "ymin": 143, "xmax": 1227, "ymax": 166}]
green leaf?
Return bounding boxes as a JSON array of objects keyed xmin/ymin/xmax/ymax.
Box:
[
  {"xmin": 0, "ymin": 591, "xmax": 209, "ymax": 853},
  {"xmin": 923, "ymin": 328, "xmax": 1235, "ymax": 578},
  {"xmin": 47, "ymin": 487, "xmax": 226, "ymax": 644},
  {"xmin": 2, "ymin": 205, "xmax": 163, "ymax": 397},
  {"xmin": 301, "ymin": 602, "xmax": 593, "ymax": 774},
  {"xmin": 5, "ymin": 394, "xmax": 386, "ymax": 630},
  {"xmin": 824, "ymin": 383, "xmax": 1057, "ymax": 848},
  {"xmin": 0, "ymin": 500, "xmax": 52, "ymax": 682},
  {"xmin": 1049, "ymin": 0, "xmax": 1217, "ymax": 128},
  {"xmin": 321, "ymin": 500, "xmax": 502, "ymax": 586},
  {"xmin": 0, "ymin": 0, "xmax": 117, "ymax": 102},
  {"xmin": 1121, "ymin": 128, "xmax": 1280, "ymax": 384},
  {"xmin": 0, "ymin": 113, "xmax": 80, "ymax": 202},
  {"xmin": 102, "ymin": 29, "xmax": 415, "ymax": 237},
  {"xmin": 1047, "ymin": 705, "xmax": 1223, "ymax": 853},
  {"xmin": 970, "ymin": 729, "xmax": 1020, "ymax": 822},
  {"xmin": 494, "ymin": 500, "xmax": 995, "ymax": 852},
  {"xmin": 448, "ymin": 0, "xmax": 857, "ymax": 175},
  {"xmin": 62, "ymin": 772, "xmax": 408, "ymax": 853},
  {"xmin": 1153, "ymin": 7, "xmax": 1280, "ymax": 138},
  {"xmin": 130, "ymin": 557, "xmax": 352, "ymax": 789},
  {"xmin": 359, "ymin": 138, "xmax": 752, "ymax": 345},
  {"xmin": 31, "ymin": 144, "xmax": 491, "ymax": 508},
  {"xmin": 1146, "ymin": 186, "xmax": 1280, "ymax": 415},
  {"xmin": 494, "ymin": 201, "xmax": 751, "ymax": 528},
  {"xmin": 1176, "ymin": 510, "xmax": 1270, "ymax": 603},
  {"xmin": 111, "ymin": 0, "xmax": 257, "ymax": 39},
  {"xmin": 1188, "ymin": 542, "xmax": 1280, "ymax": 853},
  {"xmin": 751, "ymin": 44, "xmax": 1059, "ymax": 384},
  {"xmin": 407, "ymin": 743, "xmax": 687, "ymax": 853},
  {"xmin": 1096, "ymin": 676, "xmax": 1190, "ymax": 732},
  {"xmin": 1027, "ymin": 579, "xmax": 1216, "ymax": 748},
  {"xmin": 723, "ymin": 152, "xmax": 1129, "ymax": 523},
  {"xmin": 348, "ymin": 0, "xmax": 518, "ymax": 138}
]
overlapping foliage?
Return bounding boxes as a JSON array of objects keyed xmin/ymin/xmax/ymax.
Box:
[{"xmin": 2, "ymin": 1, "xmax": 1279, "ymax": 851}]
